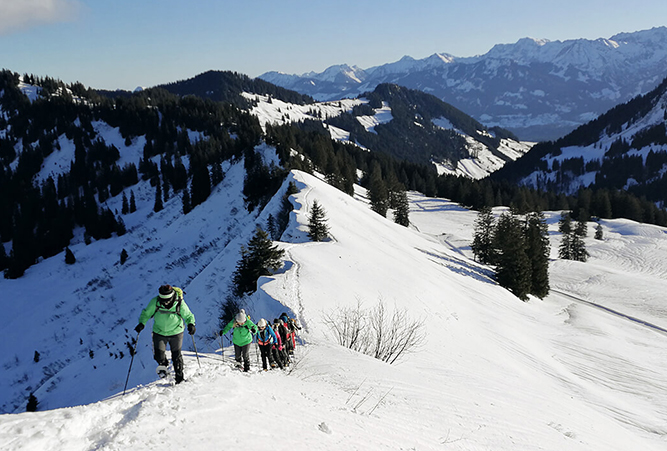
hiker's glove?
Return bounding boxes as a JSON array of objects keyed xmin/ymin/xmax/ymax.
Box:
[
  {"xmin": 251, "ymin": 327, "xmax": 257, "ymax": 334},
  {"xmin": 187, "ymin": 324, "xmax": 196, "ymax": 335},
  {"xmin": 135, "ymin": 323, "xmax": 144, "ymax": 334}
]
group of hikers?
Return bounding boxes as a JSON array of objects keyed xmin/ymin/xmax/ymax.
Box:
[{"xmin": 134, "ymin": 284, "xmax": 300, "ymax": 383}]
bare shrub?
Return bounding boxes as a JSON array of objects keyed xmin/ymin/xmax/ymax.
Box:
[
  {"xmin": 323, "ymin": 298, "xmax": 425, "ymax": 364},
  {"xmin": 322, "ymin": 298, "xmax": 368, "ymax": 351}
]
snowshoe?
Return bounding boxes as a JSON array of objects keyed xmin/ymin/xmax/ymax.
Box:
[{"xmin": 156, "ymin": 365, "xmax": 169, "ymax": 379}]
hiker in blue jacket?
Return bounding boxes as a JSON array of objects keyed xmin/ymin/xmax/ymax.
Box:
[{"xmin": 256, "ymin": 318, "xmax": 279, "ymax": 370}]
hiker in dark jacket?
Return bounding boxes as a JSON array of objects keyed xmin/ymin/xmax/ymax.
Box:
[
  {"xmin": 273, "ymin": 318, "xmax": 290, "ymax": 367},
  {"xmin": 280, "ymin": 312, "xmax": 300, "ymax": 355},
  {"xmin": 221, "ymin": 311, "xmax": 257, "ymax": 372},
  {"xmin": 135, "ymin": 284, "xmax": 196, "ymax": 384}
]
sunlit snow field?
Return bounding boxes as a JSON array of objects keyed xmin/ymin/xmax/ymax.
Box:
[{"xmin": 1, "ymin": 168, "xmax": 666, "ymax": 451}]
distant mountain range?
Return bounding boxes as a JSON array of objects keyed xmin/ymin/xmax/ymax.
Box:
[{"xmin": 260, "ymin": 27, "xmax": 667, "ymax": 142}]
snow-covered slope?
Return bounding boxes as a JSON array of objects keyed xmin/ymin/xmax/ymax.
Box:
[
  {"xmin": 260, "ymin": 27, "xmax": 667, "ymax": 141},
  {"xmin": 2, "ymin": 161, "xmax": 667, "ymax": 450},
  {"xmin": 244, "ymin": 92, "xmax": 532, "ymax": 179}
]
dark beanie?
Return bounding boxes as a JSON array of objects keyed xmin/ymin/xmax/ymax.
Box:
[{"xmin": 158, "ymin": 284, "xmax": 174, "ymax": 299}]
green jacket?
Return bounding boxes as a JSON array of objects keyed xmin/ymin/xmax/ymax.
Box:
[
  {"xmin": 138, "ymin": 287, "xmax": 195, "ymax": 336},
  {"xmin": 221, "ymin": 317, "xmax": 257, "ymax": 347}
]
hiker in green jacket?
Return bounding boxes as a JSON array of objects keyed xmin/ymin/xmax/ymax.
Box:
[
  {"xmin": 220, "ymin": 310, "xmax": 257, "ymax": 372},
  {"xmin": 135, "ymin": 284, "xmax": 196, "ymax": 384}
]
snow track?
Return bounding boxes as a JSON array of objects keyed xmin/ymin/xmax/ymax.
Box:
[{"xmin": 553, "ymin": 289, "xmax": 667, "ymax": 336}]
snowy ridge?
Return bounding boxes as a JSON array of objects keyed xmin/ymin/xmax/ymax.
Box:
[
  {"xmin": 242, "ymin": 92, "xmax": 363, "ymax": 131},
  {"xmin": 431, "ymin": 116, "xmax": 533, "ymax": 178},
  {"xmin": 2, "ymin": 158, "xmax": 667, "ymax": 449},
  {"xmin": 245, "ymin": 93, "xmax": 531, "ymax": 179}
]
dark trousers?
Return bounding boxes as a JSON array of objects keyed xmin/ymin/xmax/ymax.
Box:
[
  {"xmin": 234, "ymin": 343, "xmax": 251, "ymax": 371},
  {"xmin": 153, "ymin": 332, "xmax": 184, "ymax": 379},
  {"xmin": 270, "ymin": 346, "xmax": 284, "ymax": 369},
  {"xmin": 285, "ymin": 334, "xmax": 294, "ymax": 354},
  {"xmin": 258, "ymin": 343, "xmax": 275, "ymax": 369}
]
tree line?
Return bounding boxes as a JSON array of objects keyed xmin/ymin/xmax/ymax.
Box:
[{"xmin": 2, "ymin": 67, "xmax": 666, "ymax": 280}]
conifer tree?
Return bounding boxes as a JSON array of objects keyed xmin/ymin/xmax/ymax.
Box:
[
  {"xmin": 368, "ymin": 165, "xmax": 388, "ymax": 217},
  {"xmin": 558, "ymin": 212, "xmax": 573, "ymax": 260},
  {"xmin": 231, "ymin": 226, "xmax": 285, "ymax": 297},
  {"xmin": 493, "ymin": 211, "xmax": 531, "ymax": 301},
  {"xmin": 308, "ymin": 200, "xmax": 330, "ymax": 242},
  {"xmin": 116, "ymin": 216, "xmax": 127, "ymax": 236},
  {"xmin": 153, "ymin": 180, "xmax": 163, "ymax": 212},
  {"xmin": 182, "ymin": 188, "xmax": 192, "ymax": 214},
  {"xmin": 190, "ymin": 158, "xmax": 211, "ymax": 208},
  {"xmin": 594, "ymin": 223, "xmax": 604, "ymax": 240},
  {"xmin": 121, "ymin": 192, "xmax": 129, "ymax": 215},
  {"xmin": 26, "ymin": 393, "xmax": 38, "ymax": 412},
  {"xmin": 162, "ymin": 177, "xmax": 170, "ymax": 203},
  {"xmin": 472, "ymin": 206, "xmax": 495, "ymax": 264},
  {"xmin": 572, "ymin": 219, "xmax": 589, "ymax": 262},
  {"xmin": 120, "ymin": 248, "xmax": 128, "ymax": 265},
  {"xmin": 575, "ymin": 218, "xmax": 588, "ymax": 237},
  {"xmin": 211, "ymin": 160, "xmax": 224, "ymax": 187},
  {"xmin": 524, "ymin": 211, "xmax": 550, "ymax": 299},
  {"xmin": 558, "ymin": 212, "xmax": 589, "ymax": 262},
  {"xmin": 129, "ymin": 190, "xmax": 137, "ymax": 213},
  {"xmin": 390, "ymin": 187, "xmax": 410, "ymax": 227},
  {"xmin": 266, "ymin": 214, "xmax": 278, "ymax": 240},
  {"xmin": 65, "ymin": 247, "xmax": 76, "ymax": 265}
]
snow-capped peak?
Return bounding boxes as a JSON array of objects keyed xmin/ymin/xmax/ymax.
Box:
[{"xmin": 303, "ymin": 64, "xmax": 366, "ymax": 84}]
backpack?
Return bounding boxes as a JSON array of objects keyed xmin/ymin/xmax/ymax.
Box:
[{"xmin": 257, "ymin": 327, "xmax": 273, "ymax": 345}]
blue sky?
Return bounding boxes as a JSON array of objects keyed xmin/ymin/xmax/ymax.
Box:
[{"xmin": 1, "ymin": 0, "xmax": 666, "ymax": 91}]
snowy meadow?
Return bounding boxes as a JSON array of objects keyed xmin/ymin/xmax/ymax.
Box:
[{"xmin": 1, "ymin": 165, "xmax": 666, "ymax": 450}]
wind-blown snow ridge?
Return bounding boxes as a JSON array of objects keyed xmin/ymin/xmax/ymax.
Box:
[{"xmin": 1, "ymin": 160, "xmax": 667, "ymax": 450}]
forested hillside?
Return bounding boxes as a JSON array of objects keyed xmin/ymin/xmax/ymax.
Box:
[
  {"xmin": 492, "ymin": 74, "xmax": 667, "ymax": 217},
  {"xmin": 325, "ymin": 83, "xmax": 519, "ymax": 167},
  {"xmin": 0, "ymin": 70, "xmax": 263, "ymax": 278},
  {"xmin": 1, "ymin": 69, "xmax": 666, "ymax": 281}
]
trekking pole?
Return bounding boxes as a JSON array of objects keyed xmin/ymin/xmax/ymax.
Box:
[
  {"xmin": 255, "ymin": 336, "xmax": 260, "ymax": 367},
  {"xmin": 123, "ymin": 332, "xmax": 140, "ymax": 396},
  {"xmin": 191, "ymin": 334, "xmax": 202, "ymax": 369},
  {"xmin": 219, "ymin": 334, "xmax": 224, "ymax": 362}
]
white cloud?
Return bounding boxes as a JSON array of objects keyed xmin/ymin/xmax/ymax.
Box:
[{"xmin": 0, "ymin": 0, "xmax": 80, "ymax": 35}]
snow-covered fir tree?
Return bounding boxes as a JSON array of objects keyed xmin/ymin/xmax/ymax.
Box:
[
  {"xmin": 307, "ymin": 200, "xmax": 330, "ymax": 242},
  {"xmin": 472, "ymin": 206, "xmax": 495, "ymax": 264},
  {"xmin": 493, "ymin": 211, "xmax": 531, "ymax": 300}
]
